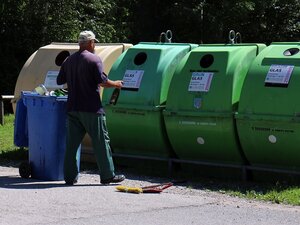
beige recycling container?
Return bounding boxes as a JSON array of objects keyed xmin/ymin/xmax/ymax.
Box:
[{"xmin": 14, "ymin": 42, "xmax": 132, "ymax": 162}]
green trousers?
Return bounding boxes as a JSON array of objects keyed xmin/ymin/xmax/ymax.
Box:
[{"xmin": 64, "ymin": 112, "xmax": 115, "ymax": 183}]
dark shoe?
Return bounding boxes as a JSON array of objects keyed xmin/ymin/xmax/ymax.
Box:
[
  {"xmin": 101, "ymin": 174, "xmax": 125, "ymax": 184},
  {"xmin": 65, "ymin": 179, "xmax": 78, "ymax": 186}
]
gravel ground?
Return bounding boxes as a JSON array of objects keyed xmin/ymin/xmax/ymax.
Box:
[
  {"xmin": 0, "ymin": 160, "xmax": 297, "ymax": 201},
  {"xmin": 1, "ymin": 161, "xmax": 300, "ymax": 225}
]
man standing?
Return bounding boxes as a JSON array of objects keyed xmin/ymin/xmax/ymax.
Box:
[{"xmin": 57, "ymin": 30, "xmax": 125, "ymax": 185}]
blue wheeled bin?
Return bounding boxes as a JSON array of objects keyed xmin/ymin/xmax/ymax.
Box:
[
  {"xmin": 21, "ymin": 92, "xmax": 80, "ymax": 181},
  {"xmin": 14, "ymin": 94, "xmax": 29, "ymax": 148}
]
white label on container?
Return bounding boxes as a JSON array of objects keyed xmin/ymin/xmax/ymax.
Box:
[
  {"xmin": 122, "ymin": 70, "xmax": 144, "ymax": 89},
  {"xmin": 265, "ymin": 65, "xmax": 294, "ymax": 84},
  {"xmin": 188, "ymin": 72, "xmax": 213, "ymax": 92},
  {"xmin": 44, "ymin": 71, "xmax": 63, "ymax": 88}
]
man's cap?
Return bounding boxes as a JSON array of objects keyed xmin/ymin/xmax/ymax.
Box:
[{"xmin": 78, "ymin": 30, "xmax": 99, "ymax": 43}]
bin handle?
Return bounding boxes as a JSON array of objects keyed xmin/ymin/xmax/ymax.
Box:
[
  {"xmin": 165, "ymin": 30, "xmax": 172, "ymax": 43},
  {"xmin": 235, "ymin": 32, "xmax": 242, "ymax": 43},
  {"xmin": 56, "ymin": 96, "xmax": 68, "ymax": 101},
  {"xmin": 159, "ymin": 30, "xmax": 172, "ymax": 43},
  {"xmin": 228, "ymin": 30, "xmax": 235, "ymax": 44},
  {"xmin": 228, "ymin": 30, "xmax": 242, "ymax": 44},
  {"xmin": 159, "ymin": 32, "xmax": 165, "ymax": 43}
]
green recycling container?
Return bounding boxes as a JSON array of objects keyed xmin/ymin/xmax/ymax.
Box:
[
  {"xmin": 236, "ymin": 42, "xmax": 300, "ymax": 171},
  {"xmin": 164, "ymin": 44, "xmax": 265, "ymax": 165},
  {"xmin": 102, "ymin": 42, "xmax": 197, "ymax": 157}
]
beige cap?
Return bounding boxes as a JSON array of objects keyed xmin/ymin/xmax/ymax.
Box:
[{"xmin": 78, "ymin": 30, "xmax": 99, "ymax": 43}]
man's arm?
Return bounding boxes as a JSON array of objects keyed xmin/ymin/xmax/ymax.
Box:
[{"xmin": 100, "ymin": 79, "xmax": 123, "ymax": 88}]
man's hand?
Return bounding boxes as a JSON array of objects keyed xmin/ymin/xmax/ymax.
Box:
[{"xmin": 114, "ymin": 80, "xmax": 123, "ymax": 89}]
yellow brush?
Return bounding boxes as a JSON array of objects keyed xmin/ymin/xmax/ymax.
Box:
[{"xmin": 116, "ymin": 185, "xmax": 143, "ymax": 194}]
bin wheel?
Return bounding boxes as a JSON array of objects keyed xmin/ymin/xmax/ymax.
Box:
[{"xmin": 19, "ymin": 161, "xmax": 31, "ymax": 178}]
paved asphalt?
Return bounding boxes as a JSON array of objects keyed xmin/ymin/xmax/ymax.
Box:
[{"xmin": 1, "ymin": 165, "xmax": 300, "ymax": 225}]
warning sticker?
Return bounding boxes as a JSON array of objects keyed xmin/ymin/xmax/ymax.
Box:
[
  {"xmin": 44, "ymin": 71, "xmax": 63, "ymax": 88},
  {"xmin": 265, "ymin": 65, "xmax": 294, "ymax": 84},
  {"xmin": 188, "ymin": 72, "xmax": 213, "ymax": 92},
  {"xmin": 122, "ymin": 70, "xmax": 144, "ymax": 90}
]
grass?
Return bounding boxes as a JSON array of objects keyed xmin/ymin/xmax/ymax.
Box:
[
  {"xmin": 0, "ymin": 114, "xmax": 28, "ymax": 161},
  {"xmin": 1, "ymin": 114, "xmax": 300, "ymax": 205},
  {"xmin": 223, "ymin": 181, "xmax": 300, "ymax": 205}
]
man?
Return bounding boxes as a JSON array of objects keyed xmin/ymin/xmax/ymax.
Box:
[{"xmin": 57, "ymin": 30, "xmax": 125, "ymax": 185}]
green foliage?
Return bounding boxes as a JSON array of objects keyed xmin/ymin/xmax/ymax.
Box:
[
  {"xmin": 0, "ymin": 0, "xmax": 299, "ymax": 95},
  {"xmin": 261, "ymin": 0, "xmax": 300, "ymax": 42},
  {"xmin": 0, "ymin": 0, "xmax": 78, "ymax": 95},
  {"xmin": 75, "ymin": 0, "xmax": 116, "ymax": 42}
]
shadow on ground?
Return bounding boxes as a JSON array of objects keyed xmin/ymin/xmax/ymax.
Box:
[{"xmin": 1, "ymin": 159, "xmax": 299, "ymax": 196}]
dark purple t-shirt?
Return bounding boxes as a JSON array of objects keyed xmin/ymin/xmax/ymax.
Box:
[{"xmin": 57, "ymin": 50, "xmax": 108, "ymax": 114}]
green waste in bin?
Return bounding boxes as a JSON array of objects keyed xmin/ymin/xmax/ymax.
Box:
[
  {"xmin": 236, "ymin": 42, "xmax": 300, "ymax": 171},
  {"xmin": 102, "ymin": 42, "xmax": 197, "ymax": 158},
  {"xmin": 164, "ymin": 44, "xmax": 265, "ymax": 165}
]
